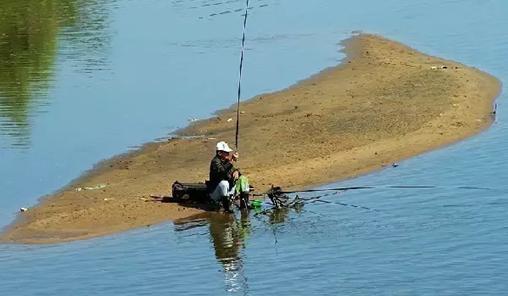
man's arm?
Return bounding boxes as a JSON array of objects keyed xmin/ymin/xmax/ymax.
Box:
[{"xmin": 210, "ymin": 157, "xmax": 234, "ymax": 181}]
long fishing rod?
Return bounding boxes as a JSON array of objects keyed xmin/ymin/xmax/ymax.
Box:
[
  {"xmin": 278, "ymin": 184, "xmax": 494, "ymax": 195},
  {"xmin": 235, "ymin": 0, "xmax": 250, "ymax": 150},
  {"xmin": 253, "ymin": 183, "xmax": 496, "ymax": 215},
  {"xmin": 249, "ymin": 184, "xmax": 495, "ymax": 198}
]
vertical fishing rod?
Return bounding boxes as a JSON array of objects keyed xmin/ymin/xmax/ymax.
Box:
[{"xmin": 235, "ymin": 0, "xmax": 250, "ymax": 150}]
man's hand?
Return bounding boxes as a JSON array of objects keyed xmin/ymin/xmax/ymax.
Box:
[
  {"xmin": 232, "ymin": 152, "xmax": 239, "ymax": 161},
  {"xmin": 232, "ymin": 170, "xmax": 240, "ymax": 180}
]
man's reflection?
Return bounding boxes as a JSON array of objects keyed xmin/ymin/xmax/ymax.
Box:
[{"xmin": 175, "ymin": 210, "xmax": 251, "ymax": 294}]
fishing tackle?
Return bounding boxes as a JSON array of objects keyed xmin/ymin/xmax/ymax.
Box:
[{"xmin": 234, "ymin": 0, "xmax": 250, "ymax": 149}]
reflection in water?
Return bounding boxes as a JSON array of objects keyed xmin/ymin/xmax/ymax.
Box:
[
  {"xmin": 210, "ymin": 211, "xmax": 250, "ymax": 294},
  {"xmin": 266, "ymin": 208, "xmax": 290, "ymax": 225},
  {"xmin": 175, "ymin": 211, "xmax": 251, "ymax": 294},
  {"xmin": 174, "ymin": 206, "xmax": 304, "ymax": 294},
  {"xmin": 0, "ymin": 0, "xmax": 111, "ymax": 147}
]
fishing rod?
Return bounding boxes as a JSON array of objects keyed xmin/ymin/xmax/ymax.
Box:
[
  {"xmin": 252, "ymin": 183, "xmax": 496, "ymax": 215},
  {"xmin": 234, "ymin": 0, "xmax": 250, "ymax": 150},
  {"xmin": 277, "ymin": 184, "xmax": 494, "ymax": 195},
  {"xmin": 249, "ymin": 185, "xmax": 419, "ymax": 197},
  {"xmin": 280, "ymin": 184, "xmax": 497, "ymax": 211}
]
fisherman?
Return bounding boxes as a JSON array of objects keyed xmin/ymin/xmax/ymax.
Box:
[{"xmin": 209, "ymin": 141, "xmax": 250, "ymax": 211}]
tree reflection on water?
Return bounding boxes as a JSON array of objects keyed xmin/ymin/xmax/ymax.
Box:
[{"xmin": 0, "ymin": 0, "xmax": 111, "ymax": 147}]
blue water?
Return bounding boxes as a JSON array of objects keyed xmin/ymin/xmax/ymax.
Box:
[{"xmin": 1, "ymin": 0, "xmax": 507, "ymax": 295}]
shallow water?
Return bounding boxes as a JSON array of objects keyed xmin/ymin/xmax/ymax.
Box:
[{"xmin": 1, "ymin": 0, "xmax": 508, "ymax": 295}]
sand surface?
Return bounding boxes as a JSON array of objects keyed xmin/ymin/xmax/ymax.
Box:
[{"xmin": 1, "ymin": 34, "xmax": 500, "ymax": 244}]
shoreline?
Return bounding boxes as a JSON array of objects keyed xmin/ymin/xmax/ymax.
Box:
[{"xmin": 0, "ymin": 33, "xmax": 501, "ymax": 244}]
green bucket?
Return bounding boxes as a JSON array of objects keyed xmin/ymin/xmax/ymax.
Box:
[{"xmin": 250, "ymin": 199, "xmax": 263, "ymax": 208}]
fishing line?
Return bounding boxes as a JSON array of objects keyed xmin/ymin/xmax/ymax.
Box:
[
  {"xmin": 234, "ymin": 0, "xmax": 250, "ymax": 149},
  {"xmin": 310, "ymin": 199, "xmax": 380, "ymax": 212},
  {"xmin": 298, "ymin": 191, "xmax": 379, "ymax": 212}
]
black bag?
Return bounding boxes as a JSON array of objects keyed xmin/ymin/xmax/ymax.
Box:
[{"xmin": 171, "ymin": 181, "xmax": 209, "ymax": 202}]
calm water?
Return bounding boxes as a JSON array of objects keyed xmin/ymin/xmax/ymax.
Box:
[{"xmin": 1, "ymin": 0, "xmax": 507, "ymax": 295}]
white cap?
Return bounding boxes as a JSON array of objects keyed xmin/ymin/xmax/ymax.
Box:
[{"xmin": 216, "ymin": 141, "xmax": 233, "ymax": 152}]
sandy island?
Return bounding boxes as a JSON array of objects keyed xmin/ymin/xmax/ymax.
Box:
[{"xmin": 0, "ymin": 34, "xmax": 500, "ymax": 244}]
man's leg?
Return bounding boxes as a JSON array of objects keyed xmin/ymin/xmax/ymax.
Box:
[
  {"xmin": 211, "ymin": 180, "xmax": 233, "ymax": 212},
  {"xmin": 211, "ymin": 180, "xmax": 229, "ymax": 201}
]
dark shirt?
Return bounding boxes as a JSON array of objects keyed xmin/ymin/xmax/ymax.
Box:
[{"xmin": 209, "ymin": 154, "xmax": 235, "ymax": 191}]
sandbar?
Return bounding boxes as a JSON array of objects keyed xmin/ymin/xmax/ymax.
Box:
[{"xmin": 0, "ymin": 34, "xmax": 501, "ymax": 244}]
